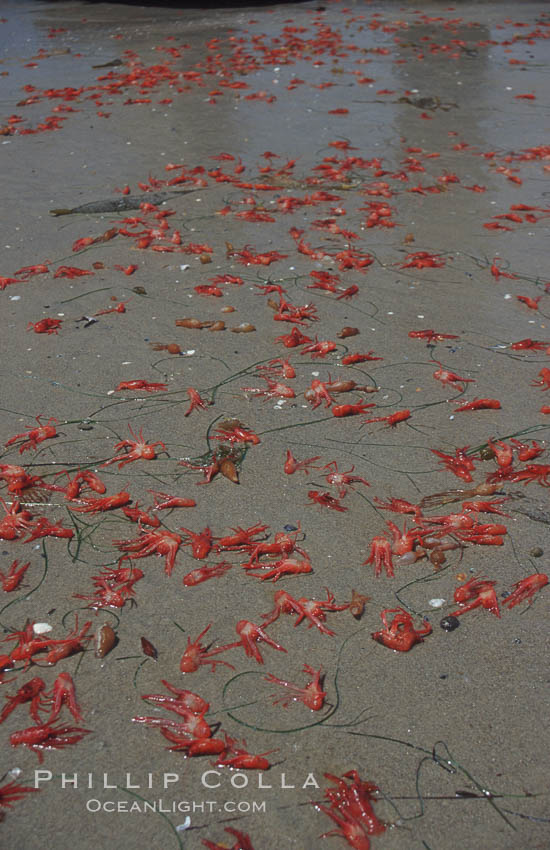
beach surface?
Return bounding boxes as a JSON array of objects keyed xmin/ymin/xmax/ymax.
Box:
[{"xmin": 0, "ymin": 1, "xmax": 549, "ymax": 848}]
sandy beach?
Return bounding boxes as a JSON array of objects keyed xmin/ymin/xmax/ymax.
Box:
[{"xmin": 0, "ymin": 1, "xmax": 549, "ymax": 848}]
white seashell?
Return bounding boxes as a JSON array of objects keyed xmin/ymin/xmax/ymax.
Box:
[{"xmin": 33, "ymin": 622, "xmax": 53, "ymax": 634}]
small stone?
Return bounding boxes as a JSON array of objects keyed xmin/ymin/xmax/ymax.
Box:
[
  {"xmin": 7, "ymin": 768, "xmax": 22, "ymax": 780},
  {"xmin": 529, "ymin": 546, "xmax": 543, "ymax": 557},
  {"xmin": 440, "ymin": 615, "xmax": 460, "ymax": 632}
]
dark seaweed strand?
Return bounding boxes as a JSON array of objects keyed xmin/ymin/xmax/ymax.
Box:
[
  {"xmin": 344, "ymin": 731, "xmax": 515, "ymax": 831},
  {"xmin": 220, "ymin": 627, "xmax": 365, "ymax": 734},
  {"xmin": 114, "ymin": 786, "xmax": 185, "ymax": 850},
  {"xmin": 0, "ymin": 540, "xmax": 50, "ymax": 632}
]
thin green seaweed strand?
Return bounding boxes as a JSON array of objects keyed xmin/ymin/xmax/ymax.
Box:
[
  {"xmin": 0, "ymin": 540, "xmax": 49, "ymax": 631},
  {"xmin": 220, "ymin": 627, "xmax": 365, "ymax": 734}
]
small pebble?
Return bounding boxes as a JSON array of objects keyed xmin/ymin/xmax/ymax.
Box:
[
  {"xmin": 529, "ymin": 546, "xmax": 543, "ymax": 557},
  {"xmin": 440, "ymin": 615, "xmax": 460, "ymax": 632},
  {"xmin": 7, "ymin": 768, "xmax": 22, "ymax": 780},
  {"xmin": 429, "ymin": 598, "xmax": 446, "ymax": 608}
]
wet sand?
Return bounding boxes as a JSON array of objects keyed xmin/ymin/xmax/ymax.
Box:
[{"xmin": 1, "ymin": 1, "xmax": 549, "ymax": 848}]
